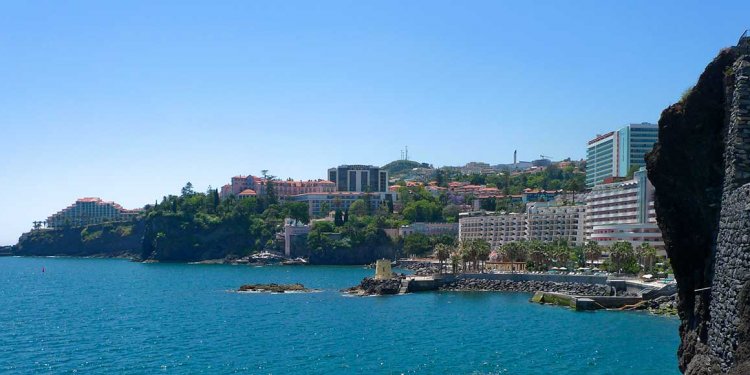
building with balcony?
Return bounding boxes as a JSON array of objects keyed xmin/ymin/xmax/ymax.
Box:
[
  {"xmin": 586, "ymin": 122, "xmax": 658, "ymax": 188},
  {"xmin": 585, "ymin": 167, "xmax": 664, "ymax": 254},
  {"xmin": 458, "ymin": 211, "xmax": 528, "ymax": 249},
  {"xmin": 459, "ymin": 203, "xmax": 587, "ymax": 249},
  {"xmin": 526, "ymin": 202, "xmax": 586, "ymax": 246},
  {"xmin": 399, "ymin": 222, "xmax": 459, "ymax": 237},
  {"xmin": 46, "ymin": 197, "xmax": 139, "ymax": 228}
]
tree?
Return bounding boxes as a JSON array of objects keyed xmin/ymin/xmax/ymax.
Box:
[
  {"xmin": 181, "ymin": 182, "xmax": 195, "ymax": 197},
  {"xmin": 608, "ymin": 241, "xmax": 638, "ymax": 274},
  {"xmin": 584, "ymin": 241, "xmax": 602, "ymax": 267},
  {"xmin": 474, "ymin": 240, "xmax": 491, "ymax": 272},
  {"xmin": 442, "ymin": 204, "xmax": 460, "ymax": 222},
  {"xmin": 283, "ymin": 202, "xmax": 310, "ymax": 224},
  {"xmin": 637, "ymin": 243, "xmax": 657, "ymax": 274},
  {"xmin": 334, "ymin": 209, "xmax": 344, "ymax": 226},
  {"xmin": 434, "ymin": 243, "xmax": 451, "ymax": 274},
  {"xmin": 319, "ymin": 202, "xmax": 331, "ymax": 218},
  {"xmin": 435, "ymin": 169, "xmax": 446, "ymax": 187},
  {"xmin": 348, "ymin": 199, "xmax": 368, "ymax": 217},
  {"xmin": 403, "ymin": 233, "xmax": 432, "ymax": 257},
  {"xmin": 502, "ymin": 241, "xmax": 527, "ymax": 262},
  {"xmin": 450, "ymin": 252, "xmax": 461, "ymax": 274},
  {"xmin": 460, "ymin": 239, "xmax": 489, "ymax": 272}
]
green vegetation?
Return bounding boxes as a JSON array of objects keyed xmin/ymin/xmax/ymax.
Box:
[
  {"xmin": 381, "ymin": 160, "xmax": 432, "ymax": 179},
  {"xmin": 140, "ymin": 182, "xmax": 310, "ymax": 261}
]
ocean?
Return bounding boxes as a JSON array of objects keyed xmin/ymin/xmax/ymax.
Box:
[{"xmin": 0, "ymin": 257, "xmax": 680, "ymax": 374}]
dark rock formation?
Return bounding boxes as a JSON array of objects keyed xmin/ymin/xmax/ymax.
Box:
[
  {"xmin": 13, "ymin": 222, "xmax": 145, "ymax": 258},
  {"xmin": 343, "ymin": 277, "xmax": 402, "ymax": 296},
  {"xmin": 646, "ymin": 34, "xmax": 750, "ymax": 373},
  {"xmin": 238, "ymin": 283, "xmax": 311, "ymax": 293}
]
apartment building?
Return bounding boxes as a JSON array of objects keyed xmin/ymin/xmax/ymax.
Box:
[
  {"xmin": 585, "ymin": 167, "xmax": 664, "ymax": 253},
  {"xmin": 458, "ymin": 202, "xmax": 586, "ymax": 249},
  {"xmin": 586, "ymin": 122, "xmax": 658, "ymax": 188},
  {"xmin": 458, "ymin": 211, "xmax": 527, "ymax": 249},
  {"xmin": 526, "ymin": 202, "xmax": 586, "ymax": 245},
  {"xmin": 327, "ymin": 165, "xmax": 388, "ymax": 193},
  {"xmin": 46, "ymin": 197, "xmax": 139, "ymax": 228}
]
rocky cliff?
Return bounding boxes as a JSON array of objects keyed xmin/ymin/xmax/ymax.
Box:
[
  {"xmin": 646, "ymin": 34, "xmax": 750, "ymax": 374},
  {"xmin": 13, "ymin": 221, "xmax": 145, "ymax": 258}
]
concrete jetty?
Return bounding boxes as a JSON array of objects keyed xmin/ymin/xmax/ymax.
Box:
[{"xmin": 530, "ymin": 291, "xmax": 644, "ymax": 311}]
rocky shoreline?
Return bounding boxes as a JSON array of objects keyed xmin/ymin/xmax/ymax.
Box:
[
  {"xmin": 440, "ymin": 278, "xmax": 612, "ymax": 296},
  {"xmin": 646, "ymin": 294, "xmax": 679, "ymax": 316}
]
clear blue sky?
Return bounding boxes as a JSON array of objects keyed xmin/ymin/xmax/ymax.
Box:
[{"xmin": 1, "ymin": 1, "xmax": 748, "ymax": 245}]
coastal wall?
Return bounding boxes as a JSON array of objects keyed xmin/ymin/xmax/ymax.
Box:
[
  {"xmin": 708, "ymin": 54, "xmax": 750, "ymax": 374},
  {"xmin": 646, "ymin": 37, "xmax": 750, "ymax": 374}
]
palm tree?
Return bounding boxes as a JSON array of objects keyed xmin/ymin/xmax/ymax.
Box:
[
  {"xmin": 474, "ymin": 240, "xmax": 491, "ymax": 272},
  {"xmin": 502, "ymin": 242, "xmax": 527, "ymax": 263},
  {"xmin": 637, "ymin": 243, "xmax": 657, "ymax": 274},
  {"xmin": 460, "ymin": 240, "xmax": 480, "ymax": 272},
  {"xmin": 528, "ymin": 240, "xmax": 547, "ymax": 270},
  {"xmin": 609, "ymin": 241, "xmax": 635, "ymax": 273},
  {"xmin": 450, "ymin": 252, "xmax": 461, "ymax": 274},
  {"xmin": 434, "ymin": 243, "xmax": 451, "ymax": 274},
  {"xmin": 584, "ymin": 241, "xmax": 602, "ymax": 268}
]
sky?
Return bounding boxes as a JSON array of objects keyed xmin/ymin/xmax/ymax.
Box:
[{"xmin": 1, "ymin": 1, "xmax": 749, "ymax": 245}]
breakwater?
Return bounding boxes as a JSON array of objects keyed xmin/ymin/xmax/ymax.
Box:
[{"xmin": 440, "ymin": 278, "xmax": 611, "ymax": 296}]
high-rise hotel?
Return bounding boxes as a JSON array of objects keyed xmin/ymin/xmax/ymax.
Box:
[{"xmin": 586, "ymin": 122, "xmax": 658, "ymax": 188}]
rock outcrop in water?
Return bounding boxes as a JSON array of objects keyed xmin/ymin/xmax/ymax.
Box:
[
  {"xmin": 238, "ymin": 283, "xmax": 311, "ymax": 293},
  {"xmin": 646, "ymin": 33, "xmax": 750, "ymax": 374},
  {"xmin": 343, "ymin": 277, "xmax": 403, "ymax": 296}
]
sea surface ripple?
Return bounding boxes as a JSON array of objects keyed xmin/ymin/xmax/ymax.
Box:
[{"xmin": 0, "ymin": 257, "xmax": 680, "ymax": 374}]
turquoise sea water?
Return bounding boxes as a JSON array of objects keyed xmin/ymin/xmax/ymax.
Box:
[{"xmin": 0, "ymin": 257, "xmax": 680, "ymax": 374}]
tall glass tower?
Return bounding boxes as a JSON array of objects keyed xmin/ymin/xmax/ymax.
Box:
[{"xmin": 585, "ymin": 122, "xmax": 658, "ymax": 188}]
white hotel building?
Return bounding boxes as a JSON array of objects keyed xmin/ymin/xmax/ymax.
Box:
[
  {"xmin": 458, "ymin": 212, "xmax": 527, "ymax": 249},
  {"xmin": 527, "ymin": 203, "xmax": 586, "ymax": 246},
  {"xmin": 459, "ymin": 168, "xmax": 664, "ymax": 254},
  {"xmin": 458, "ymin": 202, "xmax": 586, "ymax": 249},
  {"xmin": 585, "ymin": 167, "xmax": 665, "ymax": 255}
]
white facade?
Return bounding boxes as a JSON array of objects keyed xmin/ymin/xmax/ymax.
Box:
[
  {"xmin": 46, "ymin": 197, "xmax": 139, "ymax": 228},
  {"xmin": 527, "ymin": 203, "xmax": 586, "ymax": 246},
  {"xmin": 399, "ymin": 222, "xmax": 458, "ymax": 237},
  {"xmin": 585, "ymin": 167, "xmax": 665, "ymax": 254},
  {"xmin": 459, "ymin": 212, "xmax": 527, "ymax": 249},
  {"xmin": 459, "ymin": 203, "xmax": 586, "ymax": 249}
]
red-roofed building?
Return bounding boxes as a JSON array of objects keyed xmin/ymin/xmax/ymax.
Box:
[
  {"xmin": 218, "ymin": 175, "xmax": 335, "ymax": 199},
  {"xmin": 238, "ymin": 189, "xmax": 257, "ymax": 198}
]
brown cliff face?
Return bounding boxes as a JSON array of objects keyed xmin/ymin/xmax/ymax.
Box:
[{"xmin": 646, "ymin": 49, "xmax": 737, "ymax": 373}]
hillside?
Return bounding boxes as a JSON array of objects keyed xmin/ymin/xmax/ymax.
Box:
[{"xmin": 381, "ymin": 160, "xmax": 432, "ymax": 179}]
